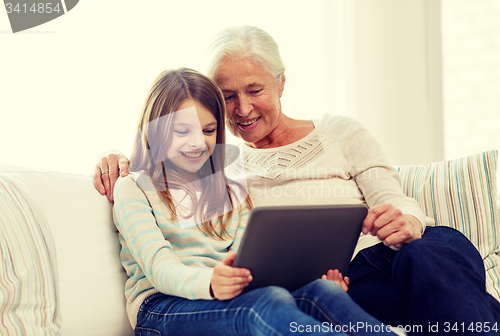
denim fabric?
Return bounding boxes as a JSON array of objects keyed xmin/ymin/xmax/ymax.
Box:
[
  {"xmin": 135, "ymin": 279, "xmax": 395, "ymax": 336},
  {"xmin": 347, "ymin": 239, "xmax": 405, "ymax": 327},
  {"xmin": 347, "ymin": 226, "xmax": 500, "ymax": 335}
]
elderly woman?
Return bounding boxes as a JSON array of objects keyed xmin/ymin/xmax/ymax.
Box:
[{"xmin": 96, "ymin": 26, "xmax": 500, "ymax": 334}]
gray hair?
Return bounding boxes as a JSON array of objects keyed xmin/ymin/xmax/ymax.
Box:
[{"xmin": 206, "ymin": 25, "xmax": 285, "ymax": 83}]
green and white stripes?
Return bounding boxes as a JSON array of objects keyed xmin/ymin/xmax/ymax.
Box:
[
  {"xmin": 397, "ymin": 150, "xmax": 498, "ymax": 257},
  {"xmin": 112, "ymin": 174, "xmax": 249, "ymax": 328},
  {"xmin": 397, "ymin": 150, "xmax": 500, "ymax": 301},
  {"xmin": 0, "ymin": 173, "xmax": 61, "ymax": 335}
]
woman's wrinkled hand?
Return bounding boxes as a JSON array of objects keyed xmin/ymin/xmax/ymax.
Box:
[
  {"xmin": 362, "ymin": 204, "xmax": 423, "ymax": 249},
  {"xmin": 93, "ymin": 150, "xmax": 130, "ymax": 202}
]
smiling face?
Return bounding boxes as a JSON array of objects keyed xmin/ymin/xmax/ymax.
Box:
[
  {"xmin": 214, "ymin": 58, "xmax": 285, "ymax": 147},
  {"xmin": 166, "ymin": 99, "xmax": 218, "ymax": 176}
]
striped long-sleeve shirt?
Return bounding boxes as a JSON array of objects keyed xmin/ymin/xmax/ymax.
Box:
[{"xmin": 113, "ymin": 172, "xmax": 249, "ymax": 329}]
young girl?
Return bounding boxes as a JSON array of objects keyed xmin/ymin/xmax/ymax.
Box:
[{"xmin": 113, "ymin": 68, "xmax": 396, "ymax": 335}]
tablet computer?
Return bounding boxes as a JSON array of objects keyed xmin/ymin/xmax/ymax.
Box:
[{"xmin": 233, "ymin": 204, "xmax": 368, "ymax": 293}]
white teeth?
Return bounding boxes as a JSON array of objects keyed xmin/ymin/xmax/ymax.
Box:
[
  {"xmin": 239, "ymin": 117, "xmax": 259, "ymax": 126},
  {"xmin": 182, "ymin": 151, "xmax": 204, "ymax": 158}
]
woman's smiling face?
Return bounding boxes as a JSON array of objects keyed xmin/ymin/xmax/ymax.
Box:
[
  {"xmin": 214, "ymin": 58, "xmax": 285, "ymax": 147},
  {"xmin": 166, "ymin": 99, "xmax": 218, "ymax": 175}
]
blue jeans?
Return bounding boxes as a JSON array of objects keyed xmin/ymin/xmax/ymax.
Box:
[
  {"xmin": 347, "ymin": 226, "xmax": 500, "ymax": 335},
  {"xmin": 135, "ymin": 279, "xmax": 396, "ymax": 336}
]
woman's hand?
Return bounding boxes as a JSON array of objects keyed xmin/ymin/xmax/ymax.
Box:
[
  {"xmin": 210, "ymin": 251, "xmax": 252, "ymax": 300},
  {"xmin": 362, "ymin": 204, "xmax": 423, "ymax": 249},
  {"xmin": 93, "ymin": 150, "xmax": 130, "ymax": 202},
  {"xmin": 322, "ymin": 269, "xmax": 349, "ymax": 292}
]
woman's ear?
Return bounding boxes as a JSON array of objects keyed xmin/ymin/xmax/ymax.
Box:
[{"xmin": 278, "ymin": 70, "xmax": 286, "ymax": 98}]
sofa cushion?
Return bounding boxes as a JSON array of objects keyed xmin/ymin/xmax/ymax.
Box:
[
  {"xmin": 0, "ymin": 173, "xmax": 62, "ymax": 335},
  {"xmin": 0, "ymin": 166, "xmax": 134, "ymax": 336},
  {"xmin": 397, "ymin": 150, "xmax": 499, "ymax": 257},
  {"xmin": 397, "ymin": 150, "xmax": 500, "ymax": 301}
]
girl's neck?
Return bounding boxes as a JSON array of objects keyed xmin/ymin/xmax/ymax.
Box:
[{"xmin": 173, "ymin": 168, "xmax": 203, "ymax": 192}]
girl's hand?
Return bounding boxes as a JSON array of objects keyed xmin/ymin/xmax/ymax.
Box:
[
  {"xmin": 210, "ymin": 251, "xmax": 253, "ymax": 300},
  {"xmin": 322, "ymin": 269, "xmax": 349, "ymax": 292}
]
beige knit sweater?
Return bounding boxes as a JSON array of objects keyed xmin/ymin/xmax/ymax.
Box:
[{"xmin": 236, "ymin": 114, "xmax": 428, "ymax": 255}]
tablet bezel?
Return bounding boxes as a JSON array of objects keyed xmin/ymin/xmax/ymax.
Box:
[{"xmin": 233, "ymin": 204, "xmax": 368, "ymax": 293}]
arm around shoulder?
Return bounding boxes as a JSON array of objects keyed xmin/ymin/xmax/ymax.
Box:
[{"xmin": 93, "ymin": 150, "xmax": 130, "ymax": 202}]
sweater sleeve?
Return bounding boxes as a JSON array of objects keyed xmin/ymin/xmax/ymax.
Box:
[
  {"xmin": 228, "ymin": 211, "xmax": 249, "ymax": 253},
  {"xmin": 113, "ymin": 174, "xmax": 213, "ymax": 300},
  {"xmin": 338, "ymin": 117, "xmax": 427, "ymax": 232},
  {"xmin": 227, "ymin": 184, "xmax": 250, "ymax": 253}
]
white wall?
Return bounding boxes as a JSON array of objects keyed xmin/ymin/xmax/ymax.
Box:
[
  {"xmin": 347, "ymin": 0, "xmax": 443, "ymax": 166},
  {"xmin": 441, "ymin": 0, "xmax": 500, "ymax": 161},
  {"xmin": 1, "ymin": 0, "xmax": 443, "ymax": 175},
  {"xmin": 0, "ymin": 1, "xmax": 287, "ymax": 174}
]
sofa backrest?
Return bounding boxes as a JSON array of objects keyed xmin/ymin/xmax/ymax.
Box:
[{"xmin": 0, "ymin": 165, "xmax": 134, "ymax": 336}]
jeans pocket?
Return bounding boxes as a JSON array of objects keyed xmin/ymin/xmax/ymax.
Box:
[{"xmin": 135, "ymin": 327, "xmax": 162, "ymax": 336}]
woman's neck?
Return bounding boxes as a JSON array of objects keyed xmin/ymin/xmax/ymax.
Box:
[{"xmin": 245, "ymin": 114, "xmax": 315, "ymax": 149}]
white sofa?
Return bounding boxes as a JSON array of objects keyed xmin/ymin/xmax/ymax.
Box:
[
  {"xmin": 1, "ymin": 150, "xmax": 499, "ymax": 335},
  {"xmin": 0, "ymin": 165, "xmax": 134, "ymax": 336}
]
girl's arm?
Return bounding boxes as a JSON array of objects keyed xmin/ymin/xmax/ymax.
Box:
[
  {"xmin": 228, "ymin": 211, "xmax": 248, "ymax": 253},
  {"xmin": 227, "ymin": 185, "xmax": 251, "ymax": 253},
  {"xmin": 212, "ymin": 183, "xmax": 253, "ymax": 299},
  {"xmin": 113, "ymin": 174, "xmax": 213, "ymax": 300}
]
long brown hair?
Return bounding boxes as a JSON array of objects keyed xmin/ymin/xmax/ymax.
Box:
[{"xmin": 130, "ymin": 68, "xmax": 252, "ymax": 239}]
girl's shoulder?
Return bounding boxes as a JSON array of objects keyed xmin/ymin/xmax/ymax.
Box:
[
  {"xmin": 113, "ymin": 173, "xmax": 138, "ymax": 195},
  {"xmin": 114, "ymin": 171, "xmax": 160, "ymax": 203}
]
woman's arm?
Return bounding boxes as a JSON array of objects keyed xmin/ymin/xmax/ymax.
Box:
[{"xmin": 340, "ymin": 118, "xmax": 425, "ymax": 248}]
